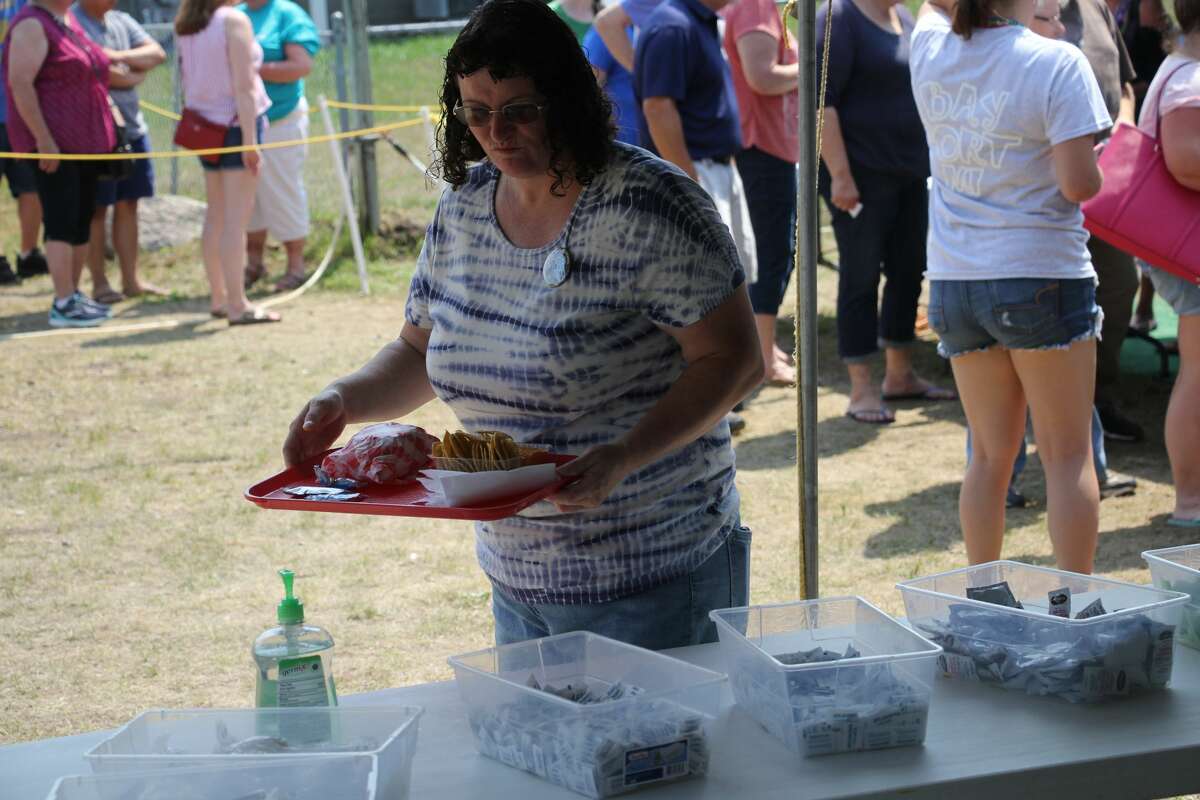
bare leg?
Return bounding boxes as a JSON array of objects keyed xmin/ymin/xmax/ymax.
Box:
[
  {"xmin": 283, "ymin": 237, "xmax": 306, "ymax": 276},
  {"xmin": 71, "ymin": 239, "xmax": 88, "ymax": 289},
  {"xmin": 1166, "ymin": 316, "xmax": 1200, "ymax": 520},
  {"xmin": 45, "ymin": 240, "xmax": 76, "ymax": 300},
  {"xmin": 756, "ymin": 313, "xmax": 795, "ymax": 384},
  {"xmin": 881, "ymin": 345, "xmax": 955, "ymax": 399},
  {"xmin": 113, "ymin": 200, "xmax": 162, "ymax": 296},
  {"xmin": 846, "ymin": 361, "xmax": 892, "ymax": 423},
  {"xmin": 85, "ymin": 207, "xmax": 114, "ymax": 297},
  {"xmin": 202, "ymin": 171, "xmax": 228, "ymax": 314},
  {"xmin": 246, "ymin": 228, "xmax": 267, "ymax": 286},
  {"xmin": 1132, "ymin": 272, "xmax": 1157, "ymax": 331},
  {"xmin": 17, "ymin": 191, "xmax": 41, "ymax": 253},
  {"xmin": 1012, "ymin": 340, "xmax": 1100, "ymax": 573},
  {"xmin": 221, "ymin": 168, "xmax": 275, "ymax": 320},
  {"xmin": 950, "ymin": 347, "xmax": 1027, "ymax": 564}
]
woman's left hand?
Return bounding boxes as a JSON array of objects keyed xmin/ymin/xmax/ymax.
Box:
[{"xmin": 546, "ymin": 443, "xmax": 635, "ymax": 513}]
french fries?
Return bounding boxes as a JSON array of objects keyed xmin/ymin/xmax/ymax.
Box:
[{"xmin": 432, "ymin": 430, "xmax": 523, "ymax": 472}]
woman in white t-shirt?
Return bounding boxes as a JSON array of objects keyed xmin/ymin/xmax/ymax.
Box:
[
  {"xmin": 1137, "ymin": 0, "xmax": 1200, "ymax": 526},
  {"xmin": 912, "ymin": 0, "xmax": 1110, "ymax": 572}
]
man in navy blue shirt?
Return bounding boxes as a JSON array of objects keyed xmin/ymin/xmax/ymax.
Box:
[{"xmin": 635, "ymin": 0, "xmax": 760, "ymax": 431}]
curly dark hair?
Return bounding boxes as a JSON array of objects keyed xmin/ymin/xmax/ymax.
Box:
[{"xmin": 434, "ymin": 0, "xmax": 616, "ymax": 194}]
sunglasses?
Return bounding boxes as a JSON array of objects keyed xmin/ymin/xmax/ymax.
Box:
[{"xmin": 452, "ymin": 102, "xmax": 548, "ymax": 127}]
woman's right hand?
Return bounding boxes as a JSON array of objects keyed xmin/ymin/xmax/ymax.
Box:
[
  {"xmin": 36, "ymin": 135, "xmax": 59, "ymax": 174},
  {"xmin": 243, "ymin": 147, "xmax": 262, "ymax": 177},
  {"xmin": 830, "ymin": 171, "xmax": 860, "ymax": 213},
  {"xmin": 283, "ymin": 388, "xmax": 348, "ymax": 467}
]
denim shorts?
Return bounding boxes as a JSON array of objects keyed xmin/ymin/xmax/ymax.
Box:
[
  {"xmin": 97, "ymin": 133, "xmax": 154, "ymax": 205},
  {"xmin": 1147, "ymin": 264, "xmax": 1200, "ymax": 317},
  {"xmin": 929, "ymin": 277, "xmax": 1102, "ymax": 358},
  {"xmin": 200, "ymin": 115, "xmax": 266, "ymax": 171}
]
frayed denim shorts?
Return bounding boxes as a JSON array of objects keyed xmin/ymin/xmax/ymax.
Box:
[{"xmin": 929, "ymin": 277, "xmax": 1102, "ymax": 359}]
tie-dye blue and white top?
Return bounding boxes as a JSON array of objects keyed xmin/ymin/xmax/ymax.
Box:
[{"xmin": 404, "ymin": 142, "xmax": 745, "ymax": 605}]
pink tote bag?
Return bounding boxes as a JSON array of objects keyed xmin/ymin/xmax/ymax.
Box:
[{"xmin": 1082, "ymin": 63, "xmax": 1200, "ymax": 285}]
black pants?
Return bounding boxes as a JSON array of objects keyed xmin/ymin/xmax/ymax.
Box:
[
  {"xmin": 34, "ymin": 161, "xmax": 99, "ymax": 246},
  {"xmin": 820, "ymin": 164, "xmax": 928, "ymax": 362},
  {"xmin": 1089, "ymin": 236, "xmax": 1138, "ymax": 408}
]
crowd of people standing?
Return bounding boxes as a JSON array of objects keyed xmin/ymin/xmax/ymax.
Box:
[
  {"xmin": 0, "ymin": 0, "xmax": 320, "ymax": 327},
  {"xmin": 573, "ymin": 0, "xmax": 1195, "ymax": 571}
]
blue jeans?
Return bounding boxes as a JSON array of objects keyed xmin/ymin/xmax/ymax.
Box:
[
  {"xmin": 966, "ymin": 406, "xmax": 1108, "ymax": 487},
  {"xmin": 489, "ymin": 523, "xmax": 752, "ymax": 650}
]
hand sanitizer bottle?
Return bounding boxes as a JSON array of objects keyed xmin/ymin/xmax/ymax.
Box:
[{"xmin": 254, "ymin": 569, "xmax": 338, "ymax": 709}]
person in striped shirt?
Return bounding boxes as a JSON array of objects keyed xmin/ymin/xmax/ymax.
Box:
[{"xmin": 282, "ymin": 0, "xmax": 763, "ymax": 650}]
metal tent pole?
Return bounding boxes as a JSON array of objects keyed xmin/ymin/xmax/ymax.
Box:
[{"xmin": 796, "ymin": 0, "xmax": 819, "ymax": 600}]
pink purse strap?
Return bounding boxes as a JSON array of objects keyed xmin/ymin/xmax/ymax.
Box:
[{"xmin": 1151, "ymin": 61, "xmax": 1196, "ymax": 142}]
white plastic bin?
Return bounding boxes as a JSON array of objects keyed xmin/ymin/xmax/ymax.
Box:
[
  {"xmin": 1144, "ymin": 543, "xmax": 1200, "ymax": 650},
  {"xmin": 897, "ymin": 560, "xmax": 1187, "ymax": 703},
  {"xmin": 48, "ymin": 757, "xmax": 377, "ymax": 800},
  {"xmin": 84, "ymin": 707, "xmax": 421, "ymax": 799},
  {"xmin": 448, "ymin": 631, "xmax": 724, "ymax": 798},
  {"xmin": 709, "ymin": 597, "xmax": 940, "ymax": 757}
]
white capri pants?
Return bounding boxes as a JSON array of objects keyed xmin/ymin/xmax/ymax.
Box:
[
  {"xmin": 250, "ymin": 97, "xmax": 310, "ymax": 242},
  {"xmin": 696, "ymin": 157, "xmax": 758, "ymax": 286}
]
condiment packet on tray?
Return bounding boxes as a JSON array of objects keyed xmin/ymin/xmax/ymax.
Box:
[{"xmin": 416, "ymin": 462, "xmax": 560, "ymax": 507}]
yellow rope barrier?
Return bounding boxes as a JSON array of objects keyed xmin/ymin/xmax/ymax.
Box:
[
  {"xmin": 139, "ymin": 98, "xmax": 443, "ymax": 121},
  {"xmin": 138, "ymin": 99, "xmax": 181, "ymax": 122},
  {"xmin": 0, "ymin": 117, "xmax": 428, "ymax": 161}
]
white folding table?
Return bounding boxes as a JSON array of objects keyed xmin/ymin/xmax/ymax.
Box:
[{"xmin": 4, "ymin": 642, "xmax": 1200, "ymax": 799}]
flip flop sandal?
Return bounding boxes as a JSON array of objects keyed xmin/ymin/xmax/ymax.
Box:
[
  {"xmin": 244, "ymin": 263, "xmax": 267, "ymax": 290},
  {"xmin": 273, "ymin": 272, "xmax": 308, "ymax": 292},
  {"xmin": 846, "ymin": 408, "xmax": 895, "ymax": 425},
  {"xmin": 93, "ymin": 289, "xmax": 125, "ymax": 305},
  {"xmin": 210, "ymin": 309, "xmax": 227, "ymax": 319},
  {"xmin": 229, "ymin": 307, "xmax": 282, "ymax": 326},
  {"xmin": 882, "ymin": 386, "xmax": 958, "ymax": 402},
  {"xmin": 1166, "ymin": 516, "xmax": 1200, "ymax": 528}
]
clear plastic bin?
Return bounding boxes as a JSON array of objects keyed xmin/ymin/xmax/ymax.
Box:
[
  {"xmin": 897, "ymin": 560, "xmax": 1188, "ymax": 703},
  {"xmin": 709, "ymin": 597, "xmax": 940, "ymax": 757},
  {"xmin": 448, "ymin": 631, "xmax": 724, "ymax": 798},
  {"xmin": 1144, "ymin": 544, "xmax": 1200, "ymax": 650},
  {"xmin": 48, "ymin": 757, "xmax": 377, "ymax": 800},
  {"xmin": 84, "ymin": 707, "xmax": 421, "ymax": 799}
]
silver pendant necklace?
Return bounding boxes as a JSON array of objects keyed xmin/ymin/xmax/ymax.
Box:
[{"xmin": 541, "ymin": 183, "xmax": 586, "ymax": 288}]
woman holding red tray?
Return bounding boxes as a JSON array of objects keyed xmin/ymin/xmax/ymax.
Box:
[{"xmin": 282, "ymin": 0, "xmax": 763, "ymax": 651}]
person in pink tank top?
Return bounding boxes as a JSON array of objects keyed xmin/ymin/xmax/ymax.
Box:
[
  {"xmin": 4, "ymin": 0, "xmax": 117, "ymax": 327},
  {"xmin": 175, "ymin": 0, "xmax": 280, "ymax": 325}
]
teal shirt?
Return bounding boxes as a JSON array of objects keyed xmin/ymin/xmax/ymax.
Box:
[{"xmin": 238, "ymin": 0, "xmax": 320, "ymax": 121}]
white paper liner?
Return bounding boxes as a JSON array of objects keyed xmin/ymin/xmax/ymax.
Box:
[{"xmin": 416, "ymin": 462, "xmax": 559, "ymax": 507}]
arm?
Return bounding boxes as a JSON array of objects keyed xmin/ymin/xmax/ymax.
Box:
[
  {"xmin": 1051, "ymin": 133, "xmax": 1103, "ymax": 202},
  {"xmin": 7, "ymin": 19, "xmax": 58, "ymax": 173},
  {"xmin": 282, "ymin": 323, "xmax": 437, "ymax": 466},
  {"xmin": 595, "ymin": 3, "xmax": 635, "ymax": 73},
  {"xmin": 643, "ymin": 96, "xmax": 697, "ymax": 180},
  {"xmin": 107, "ymin": 40, "xmax": 166, "ymax": 71},
  {"xmin": 820, "ymin": 108, "xmax": 860, "ymax": 211},
  {"xmin": 1117, "ymin": 82, "xmax": 1136, "ymax": 125},
  {"xmin": 548, "ymin": 288, "xmax": 763, "ymax": 511},
  {"xmin": 226, "ymin": 12, "xmax": 262, "ymax": 175},
  {"xmin": 108, "ymin": 62, "xmax": 146, "ymax": 89},
  {"xmin": 259, "ymin": 43, "xmax": 313, "ymax": 84},
  {"xmin": 736, "ymin": 31, "xmax": 799, "ymax": 96},
  {"xmin": 1161, "ymin": 107, "xmax": 1200, "ymax": 192}
]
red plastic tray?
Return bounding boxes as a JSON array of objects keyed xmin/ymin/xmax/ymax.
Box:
[{"xmin": 245, "ymin": 451, "xmax": 574, "ymax": 521}]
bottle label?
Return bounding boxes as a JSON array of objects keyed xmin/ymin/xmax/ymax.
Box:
[{"xmin": 278, "ymin": 655, "xmax": 330, "ymax": 707}]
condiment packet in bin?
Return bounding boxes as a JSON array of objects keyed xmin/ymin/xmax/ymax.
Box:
[{"xmin": 416, "ymin": 462, "xmax": 559, "ymax": 507}]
